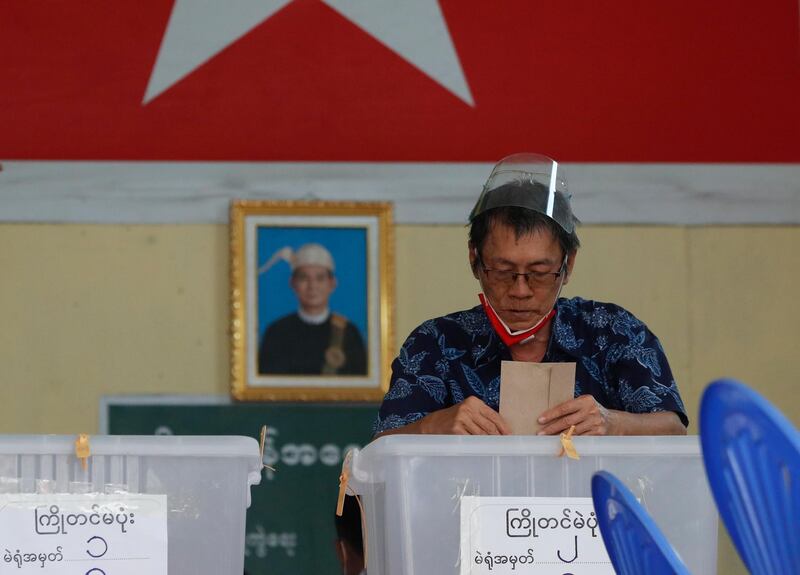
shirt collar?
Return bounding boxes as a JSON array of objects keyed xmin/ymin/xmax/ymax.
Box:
[{"xmin": 298, "ymin": 308, "xmax": 330, "ymax": 325}]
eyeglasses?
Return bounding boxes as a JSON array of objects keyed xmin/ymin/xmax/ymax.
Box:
[{"xmin": 476, "ymin": 253, "xmax": 566, "ymax": 290}]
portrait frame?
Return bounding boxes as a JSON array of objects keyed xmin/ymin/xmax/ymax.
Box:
[{"xmin": 230, "ymin": 200, "xmax": 394, "ymax": 401}]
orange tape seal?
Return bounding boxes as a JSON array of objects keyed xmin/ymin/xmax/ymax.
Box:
[
  {"xmin": 336, "ymin": 450, "xmax": 353, "ymax": 517},
  {"xmin": 75, "ymin": 434, "xmax": 91, "ymax": 470},
  {"xmin": 558, "ymin": 425, "xmax": 580, "ymax": 460}
]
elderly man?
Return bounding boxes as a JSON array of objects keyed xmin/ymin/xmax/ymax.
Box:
[
  {"xmin": 258, "ymin": 243, "xmax": 367, "ymax": 376},
  {"xmin": 375, "ymin": 153, "xmax": 687, "ymax": 436}
]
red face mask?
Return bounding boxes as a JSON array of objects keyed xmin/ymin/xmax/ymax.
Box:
[{"xmin": 479, "ymin": 293, "xmax": 556, "ymax": 347}]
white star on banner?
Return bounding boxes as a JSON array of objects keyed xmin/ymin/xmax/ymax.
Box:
[{"xmin": 144, "ymin": 0, "xmax": 474, "ymax": 106}]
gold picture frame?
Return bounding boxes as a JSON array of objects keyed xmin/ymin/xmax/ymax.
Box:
[{"xmin": 230, "ymin": 200, "xmax": 394, "ymax": 401}]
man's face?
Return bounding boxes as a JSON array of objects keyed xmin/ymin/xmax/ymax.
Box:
[
  {"xmin": 469, "ymin": 222, "xmax": 575, "ymax": 331},
  {"xmin": 291, "ymin": 265, "xmax": 336, "ymax": 314}
]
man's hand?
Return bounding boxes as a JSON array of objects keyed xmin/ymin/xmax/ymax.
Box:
[
  {"xmin": 537, "ymin": 396, "xmax": 688, "ymax": 436},
  {"xmin": 419, "ymin": 396, "xmax": 512, "ymax": 435},
  {"xmin": 537, "ymin": 395, "xmax": 614, "ymax": 436}
]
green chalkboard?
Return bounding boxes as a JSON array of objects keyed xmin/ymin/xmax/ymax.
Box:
[{"xmin": 103, "ymin": 397, "xmax": 378, "ymax": 575}]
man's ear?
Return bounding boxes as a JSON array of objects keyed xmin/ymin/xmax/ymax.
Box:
[
  {"xmin": 563, "ymin": 251, "xmax": 577, "ymax": 284},
  {"xmin": 468, "ymin": 243, "xmax": 480, "ymax": 279}
]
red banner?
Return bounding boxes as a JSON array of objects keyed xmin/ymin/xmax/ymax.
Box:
[{"xmin": 2, "ymin": 0, "xmax": 799, "ymax": 161}]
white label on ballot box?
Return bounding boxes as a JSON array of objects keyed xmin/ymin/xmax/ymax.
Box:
[
  {"xmin": 460, "ymin": 496, "xmax": 613, "ymax": 574},
  {"xmin": 0, "ymin": 493, "xmax": 167, "ymax": 574}
]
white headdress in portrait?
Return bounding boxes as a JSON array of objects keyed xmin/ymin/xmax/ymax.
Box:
[{"xmin": 258, "ymin": 243, "xmax": 335, "ymax": 275}]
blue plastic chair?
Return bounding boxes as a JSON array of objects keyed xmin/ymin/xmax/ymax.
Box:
[
  {"xmin": 591, "ymin": 470, "xmax": 691, "ymax": 575},
  {"xmin": 700, "ymin": 378, "xmax": 800, "ymax": 575}
]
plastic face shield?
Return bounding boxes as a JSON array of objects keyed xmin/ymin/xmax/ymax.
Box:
[{"xmin": 469, "ymin": 153, "xmax": 577, "ymax": 234}]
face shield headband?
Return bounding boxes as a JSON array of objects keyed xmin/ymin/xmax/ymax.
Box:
[{"xmin": 469, "ymin": 154, "xmax": 578, "ymax": 236}]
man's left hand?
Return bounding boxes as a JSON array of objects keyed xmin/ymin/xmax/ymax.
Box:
[{"xmin": 537, "ymin": 395, "xmax": 615, "ymax": 436}]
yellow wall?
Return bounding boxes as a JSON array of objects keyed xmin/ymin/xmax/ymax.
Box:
[
  {"xmin": 1, "ymin": 223, "xmax": 797, "ymax": 574},
  {"xmin": 1, "ymin": 223, "xmax": 797, "ymax": 430}
]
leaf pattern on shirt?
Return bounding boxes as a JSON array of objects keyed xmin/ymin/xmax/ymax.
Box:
[
  {"xmin": 619, "ymin": 380, "xmax": 663, "ymax": 412},
  {"xmin": 610, "ymin": 310, "xmax": 645, "ymax": 339},
  {"xmin": 605, "ymin": 342, "xmax": 625, "ymax": 366},
  {"xmin": 449, "ymin": 380, "xmax": 465, "ymax": 403},
  {"xmin": 622, "ymin": 329, "xmax": 662, "ymax": 377},
  {"xmin": 485, "ymin": 375, "xmax": 500, "ymax": 408},
  {"xmin": 559, "ymin": 298, "xmax": 579, "ymax": 313},
  {"xmin": 439, "ymin": 334, "xmax": 465, "ymax": 361},
  {"xmin": 460, "ymin": 362, "xmax": 486, "ymax": 398},
  {"xmin": 596, "ymin": 335, "xmax": 608, "ymax": 350},
  {"xmin": 398, "ymin": 345, "xmax": 428, "ymax": 375},
  {"xmin": 472, "ymin": 343, "xmax": 490, "ymax": 363},
  {"xmin": 435, "ymin": 358, "xmax": 450, "ymax": 379},
  {"xmin": 373, "ymin": 412, "xmax": 426, "ymax": 435},
  {"xmin": 384, "ymin": 378, "xmax": 412, "ymax": 401},
  {"xmin": 582, "ymin": 355, "xmax": 613, "ymax": 397},
  {"xmin": 604, "ymin": 325, "xmax": 662, "ymax": 379},
  {"xmin": 553, "ymin": 316, "xmax": 584, "ymax": 351},
  {"xmin": 417, "ymin": 375, "xmax": 447, "ymax": 404},
  {"xmin": 651, "ymin": 379, "xmax": 687, "ymax": 413},
  {"xmin": 417, "ymin": 320, "xmax": 440, "ymax": 338},
  {"xmin": 582, "ymin": 306, "xmax": 613, "ymax": 328},
  {"xmin": 449, "ymin": 309, "xmax": 492, "ymax": 336},
  {"xmin": 581, "ymin": 356, "xmax": 603, "ymax": 384}
]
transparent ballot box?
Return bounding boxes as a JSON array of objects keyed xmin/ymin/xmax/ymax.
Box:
[
  {"xmin": 348, "ymin": 435, "xmax": 718, "ymax": 574},
  {"xmin": 0, "ymin": 435, "xmax": 262, "ymax": 574}
]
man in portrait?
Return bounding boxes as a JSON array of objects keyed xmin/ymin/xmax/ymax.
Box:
[{"xmin": 258, "ymin": 243, "xmax": 367, "ymax": 376}]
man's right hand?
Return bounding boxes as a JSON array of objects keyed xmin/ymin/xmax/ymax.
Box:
[{"xmin": 418, "ymin": 396, "xmax": 511, "ymax": 435}]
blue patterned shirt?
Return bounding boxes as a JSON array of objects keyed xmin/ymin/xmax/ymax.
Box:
[{"xmin": 375, "ymin": 297, "xmax": 688, "ymax": 434}]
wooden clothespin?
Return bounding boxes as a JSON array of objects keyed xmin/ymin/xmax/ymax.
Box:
[
  {"xmin": 336, "ymin": 450, "xmax": 354, "ymax": 517},
  {"xmin": 335, "ymin": 450, "xmax": 368, "ymax": 569}
]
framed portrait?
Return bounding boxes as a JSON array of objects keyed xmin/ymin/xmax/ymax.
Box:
[{"xmin": 230, "ymin": 200, "xmax": 394, "ymax": 401}]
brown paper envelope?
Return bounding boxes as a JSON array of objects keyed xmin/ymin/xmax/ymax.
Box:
[
  {"xmin": 499, "ymin": 362, "xmax": 549, "ymax": 435},
  {"xmin": 548, "ymin": 362, "xmax": 577, "ymax": 410},
  {"xmin": 499, "ymin": 361, "xmax": 577, "ymax": 435}
]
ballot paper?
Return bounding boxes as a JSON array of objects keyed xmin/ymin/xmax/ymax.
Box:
[{"xmin": 499, "ymin": 361, "xmax": 576, "ymax": 434}]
